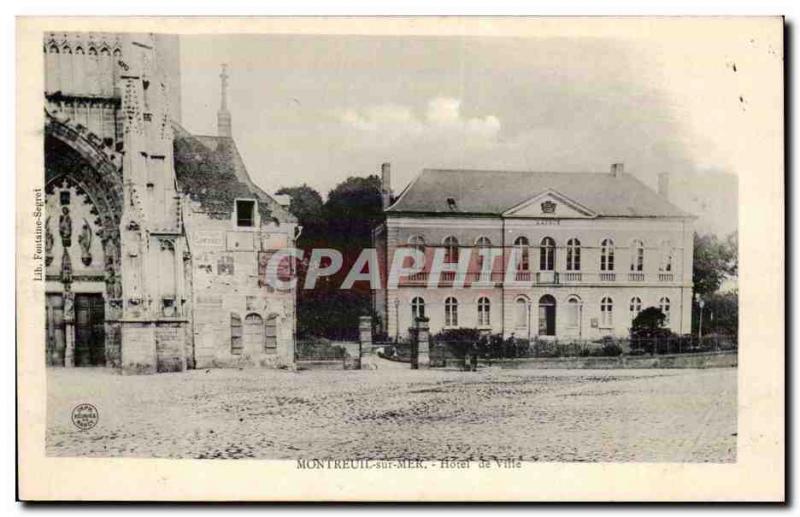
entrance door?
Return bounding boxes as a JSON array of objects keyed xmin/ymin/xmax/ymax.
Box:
[
  {"xmin": 74, "ymin": 294, "xmax": 105, "ymax": 366},
  {"xmin": 243, "ymin": 314, "xmax": 265, "ymax": 353},
  {"xmin": 538, "ymin": 295, "xmax": 556, "ymax": 336},
  {"xmin": 46, "ymin": 294, "xmax": 65, "ymax": 366}
]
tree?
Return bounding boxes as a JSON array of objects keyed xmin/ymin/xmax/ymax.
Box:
[
  {"xmin": 276, "ymin": 175, "xmax": 384, "ymax": 340},
  {"xmin": 323, "ymin": 175, "xmax": 383, "ymax": 252},
  {"xmin": 630, "ymin": 306, "xmax": 671, "ymax": 355},
  {"xmin": 275, "ymin": 184, "xmax": 324, "ymax": 230},
  {"xmin": 631, "ymin": 307, "xmax": 667, "ymax": 333},
  {"xmin": 692, "ymin": 231, "xmax": 738, "ymax": 340},
  {"xmin": 693, "ymin": 289, "xmax": 738, "ymax": 337},
  {"xmin": 693, "ymin": 232, "xmax": 737, "ymax": 297}
]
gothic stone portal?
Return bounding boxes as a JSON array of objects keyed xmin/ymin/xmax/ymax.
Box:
[{"xmin": 44, "ymin": 125, "xmax": 123, "ymax": 368}]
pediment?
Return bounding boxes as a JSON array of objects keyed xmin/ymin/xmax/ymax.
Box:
[{"xmin": 502, "ymin": 189, "xmax": 597, "ymax": 219}]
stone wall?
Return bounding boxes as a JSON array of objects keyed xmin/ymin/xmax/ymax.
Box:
[
  {"xmin": 489, "ymin": 351, "xmax": 737, "ymax": 370},
  {"xmin": 185, "ymin": 211, "xmax": 296, "ymax": 369},
  {"xmin": 120, "ymin": 324, "xmax": 156, "ymax": 374},
  {"xmin": 155, "ymin": 323, "xmax": 187, "ymax": 373}
]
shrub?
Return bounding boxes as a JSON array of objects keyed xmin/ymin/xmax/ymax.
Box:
[
  {"xmin": 632, "ymin": 307, "xmax": 667, "ymax": 332},
  {"xmin": 599, "ymin": 342, "xmax": 623, "ymax": 357},
  {"xmin": 433, "ymin": 328, "xmax": 482, "ymax": 358}
]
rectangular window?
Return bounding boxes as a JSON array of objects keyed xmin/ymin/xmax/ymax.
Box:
[
  {"xmin": 60, "ymin": 191, "xmax": 71, "ymax": 206},
  {"xmin": 218, "ymin": 255, "xmax": 234, "ymax": 275},
  {"xmin": 161, "ymin": 297, "xmax": 176, "ymax": 317},
  {"xmin": 231, "ymin": 314, "xmax": 243, "ymax": 355},
  {"xmin": 264, "ymin": 316, "xmax": 278, "ymax": 353},
  {"xmin": 236, "ymin": 199, "xmax": 256, "ymax": 227}
]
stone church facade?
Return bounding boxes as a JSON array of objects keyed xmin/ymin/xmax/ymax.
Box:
[
  {"xmin": 374, "ymin": 164, "xmax": 695, "ymax": 341},
  {"xmin": 43, "ymin": 32, "xmax": 297, "ymax": 373}
]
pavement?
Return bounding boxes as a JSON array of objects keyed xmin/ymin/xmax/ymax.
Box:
[{"xmin": 46, "ymin": 366, "xmax": 737, "ymax": 462}]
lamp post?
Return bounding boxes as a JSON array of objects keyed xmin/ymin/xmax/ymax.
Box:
[
  {"xmin": 527, "ymin": 299, "xmax": 532, "ymax": 355},
  {"xmin": 394, "ymin": 298, "xmax": 400, "ymax": 343},
  {"xmin": 695, "ymin": 293, "xmax": 705, "ymax": 342}
]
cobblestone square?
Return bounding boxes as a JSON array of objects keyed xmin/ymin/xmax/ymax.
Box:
[{"xmin": 46, "ymin": 366, "xmax": 736, "ymax": 462}]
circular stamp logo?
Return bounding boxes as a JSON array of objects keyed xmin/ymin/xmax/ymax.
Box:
[{"xmin": 71, "ymin": 403, "xmax": 99, "ymax": 431}]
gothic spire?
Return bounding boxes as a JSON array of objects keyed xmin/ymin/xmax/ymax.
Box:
[{"xmin": 217, "ymin": 63, "xmax": 231, "ymax": 137}]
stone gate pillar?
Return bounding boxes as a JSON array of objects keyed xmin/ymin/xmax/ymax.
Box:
[
  {"xmin": 414, "ymin": 316, "xmax": 431, "ymax": 369},
  {"xmin": 358, "ymin": 315, "xmax": 372, "ymax": 370}
]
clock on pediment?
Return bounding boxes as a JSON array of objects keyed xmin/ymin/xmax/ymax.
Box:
[
  {"xmin": 502, "ymin": 189, "xmax": 597, "ymax": 219},
  {"xmin": 540, "ymin": 200, "xmax": 557, "ymax": 214}
]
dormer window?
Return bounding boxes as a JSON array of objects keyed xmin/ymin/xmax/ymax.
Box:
[{"xmin": 236, "ymin": 199, "xmax": 256, "ymax": 227}]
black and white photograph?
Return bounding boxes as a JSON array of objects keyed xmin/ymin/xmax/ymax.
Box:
[{"xmin": 15, "ymin": 15, "xmax": 784, "ymax": 502}]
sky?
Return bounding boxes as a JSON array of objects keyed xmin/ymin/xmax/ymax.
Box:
[{"xmin": 177, "ymin": 26, "xmax": 781, "ymax": 234}]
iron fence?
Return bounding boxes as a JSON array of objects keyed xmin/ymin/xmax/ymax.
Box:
[{"xmin": 430, "ymin": 334, "xmax": 737, "ymax": 361}]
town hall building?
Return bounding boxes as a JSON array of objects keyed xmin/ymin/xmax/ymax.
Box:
[
  {"xmin": 373, "ymin": 163, "xmax": 695, "ymax": 341},
  {"xmin": 43, "ymin": 32, "xmax": 298, "ymax": 373}
]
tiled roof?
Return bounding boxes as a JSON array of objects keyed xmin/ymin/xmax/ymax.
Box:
[
  {"xmin": 172, "ymin": 123, "xmax": 296, "ymax": 223},
  {"xmin": 387, "ymin": 168, "xmax": 693, "ymax": 218}
]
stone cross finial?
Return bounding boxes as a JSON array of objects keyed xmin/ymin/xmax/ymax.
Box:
[
  {"xmin": 219, "ymin": 63, "xmax": 229, "ymax": 110},
  {"xmin": 217, "ymin": 63, "xmax": 232, "ymax": 137}
]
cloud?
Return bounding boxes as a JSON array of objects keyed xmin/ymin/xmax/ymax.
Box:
[{"xmin": 337, "ymin": 97, "xmax": 501, "ymax": 146}]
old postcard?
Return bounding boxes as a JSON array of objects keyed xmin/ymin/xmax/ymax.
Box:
[{"xmin": 16, "ymin": 16, "xmax": 784, "ymax": 501}]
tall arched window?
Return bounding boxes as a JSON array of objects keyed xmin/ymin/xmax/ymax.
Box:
[
  {"xmin": 477, "ymin": 297, "xmax": 491, "ymax": 326},
  {"xmin": 601, "ymin": 238, "xmax": 615, "ymax": 271},
  {"xmin": 445, "ymin": 297, "xmax": 458, "ymax": 327},
  {"xmin": 566, "ymin": 295, "xmax": 582, "ymax": 328},
  {"xmin": 659, "ymin": 240, "xmax": 674, "ymax": 272},
  {"xmin": 659, "ymin": 296, "xmax": 671, "ymax": 324},
  {"xmin": 566, "ymin": 238, "xmax": 581, "ymax": 271},
  {"xmin": 514, "ymin": 236, "xmax": 530, "ymax": 271},
  {"xmin": 515, "ymin": 297, "xmax": 529, "ymax": 329},
  {"xmin": 538, "ymin": 295, "xmax": 556, "ymax": 336},
  {"xmin": 540, "ymin": 237, "xmax": 555, "ymax": 271},
  {"xmin": 475, "ymin": 236, "xmax": 491, "ymax": 269},
  {"xmin": 244, "ymin": 313, "xmax": 265, "ymax": 352},
  {"xmin": 443, "ymin": 236, "xmax": 459, "ymax": 264},
  {"xmin": 411, "ymin": 297, "xmax": 425, "ymax": 322},
  {"xmin": 408, "ymin": 235, "xmax": 426, "ymax": 252},
  {"xmin": 600, "ymin": 297, "xmax": 613, "ymax": 327},
  {"xmin": 630, "ymin": 240, "xmax": 644, "ymax": 272},
  {"xmin": 629, "ymin": 296, "xmax": 642, "ymax": 322}
]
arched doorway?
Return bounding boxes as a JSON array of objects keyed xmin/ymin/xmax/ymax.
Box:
[
  {"xmin": 538, "ymin": 295, "xmax": 556, "ymax": 336},
  {"xmin": 44, "ymin": 114, "xmax": 124, "ymax": 367},
  {"xmin": 244, "ymin": 313, "xmax": 266, "ymax": 353}
]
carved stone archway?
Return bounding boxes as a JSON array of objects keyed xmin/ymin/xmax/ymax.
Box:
[
  {"xmin": 45, "ymin": 113, "xmax": 123, "ymax": 303},
  {"xmin": 45, "ymin": 113, "xmax": 125, "ymax": 366}
]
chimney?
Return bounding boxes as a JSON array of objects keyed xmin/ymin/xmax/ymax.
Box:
[
  {"xmin": 381, "ymin": 162, "xmax": 392, "ymax": 209},
  {"xmin": 217, "ymin": 64, "xmax": 232, "ymax": 138},
  {"xmin": 273, "ymin": 194, "xmax": 291, "ymax": 208},
  {"xmin": 658, "ymin": 172, "xmax": 670, "ymax": 199},
  {"xmin": 610, "ymin": 162, "xmax": 624, "ymax": 177}
]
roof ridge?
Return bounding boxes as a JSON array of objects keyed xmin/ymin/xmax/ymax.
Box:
[
  {"xmin": 423, "ymin": 168, "xmax": 610, "ymax": 175},
  {"xmin": 388, "ymin": 167, "xmax": 695, "ymax": 219}
]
